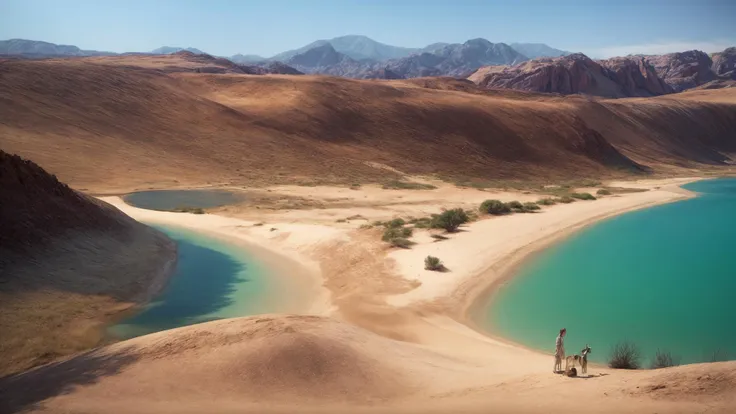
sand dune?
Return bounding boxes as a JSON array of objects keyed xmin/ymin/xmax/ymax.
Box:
[{"xmin": 1, "ymin": 55, "xmax": 736, "ymax": 193}]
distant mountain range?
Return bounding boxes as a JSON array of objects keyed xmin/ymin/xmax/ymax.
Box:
[
  {"xmin": 0, "ymin": 38, "xmax": 115, "ymax": 58},
  {"xmin": 2, "ymin": 37, "xmax": 733, "ymax": 97},
  {"xmin": 150, "ymin": 46, "xmax": 206, "ymax": 55},
  {"xmin": 468, "ymin": 48, "xmax": 736, "ymax": 98}
]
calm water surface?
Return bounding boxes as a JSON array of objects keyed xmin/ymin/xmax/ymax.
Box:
[
  {"xmin": 123, "ymin": 189, "xmax": 245, "ymax": 211},
  {"xmin": 480, "ymin": 178, "xmax": 736, "ymax": 366},
  {"xmin": 109, "ymin": 225, "xmax": 281, "ymax": 339}
]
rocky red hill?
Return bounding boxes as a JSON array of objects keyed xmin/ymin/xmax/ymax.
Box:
[{"xmin": 468, "ymin": 54, "xmax": 673, "ymax": 98}]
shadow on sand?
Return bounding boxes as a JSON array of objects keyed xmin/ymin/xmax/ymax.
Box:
[
  {"xmin": 110, "ymin": 233, "xmax": 247, "ymax": 339},
  {"xmin": 0, "ymin": 347, "xmax": 138, "ymax": 413}
]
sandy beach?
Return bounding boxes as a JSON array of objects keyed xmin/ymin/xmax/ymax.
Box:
[{"xmin": 8, "ymin": 177, "xmax": 735, "ymax": 414}]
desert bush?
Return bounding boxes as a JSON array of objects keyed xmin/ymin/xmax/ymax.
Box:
[
  {"xmin": 424, "ymin": 255, "xmax": 444, "ymax": 271},
  {"xmin": 386, "ymin": 218, "xmax": 406, "ymax": 228},
  {"xmin": 596, "ymin": 189, "xmax": 612, "ymax": 196},
  {"xmin": 359, "ymin": 224, "xmax": 373, "ymax": 229},
  {"xmin": 336, "ymin": 219, "xmax": 347, "ymax": 223},
  {"xmin": 536, "ymin": 198, "xmax": 557, "ymax": 206},
  {"xmin": 410, "ymin": 217, "xmax": 432, "ymax": 228},
  {"xmin": 709, "ymin": 349, "xmax": 729, "ymax": 362},
  {"xmin": 609, "ymin": 342, "xmax": 641, "ymax": 369},
  {"xmin": 346, "ymin": 214, "xmax": 366, "ymax": 220},
  {"xmin": 507, "ymin": 200, "xmax": 524, "ymax": 210},
  {"xmin": 430, "ymin": 208, "xmax": 469, "ymax": 232},
  {"xmin": 571, "ymin": 192, "xmax": 597, "ymax": 200},
  {"xmin": 651, "ymin": 349, "xmax": 679, "ymax": 369},
  {"xmin": 382, "ymin": 180, "xmax": 437, "ymax": 190},
  {"xmin": 557, "ymin": 196, "xmax": 576, "ymax": 204},
  {"xmin": 522, "ymin": 202, "xmax": 540, "ymax": 212},
  {"xmin": 480, "ymin": 199, "xmax": 511, "ymax": 215},
  {"xmin": 389, "ymin": 237, "xmax": 412, "ymax": 248},
  {"xmin": 382, "ymin": 226, "xmax": 412, "ymax": 242}
]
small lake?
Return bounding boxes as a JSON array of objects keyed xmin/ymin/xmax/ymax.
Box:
[
  {"xmin": 109, "ymin": 224, "xmax": 284, "ymax": 339},
  {"xmin": 123, "ymin": 189, "xmax": 245, "ymax": 211},
  {"xmin": 477, "ymin": 178, "xmax": 736, "ymax": 366}
]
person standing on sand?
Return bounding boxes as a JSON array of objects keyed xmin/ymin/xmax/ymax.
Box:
[{"xmin": 554, "ymin": 328, "xmax": 566, "ymax": 373}]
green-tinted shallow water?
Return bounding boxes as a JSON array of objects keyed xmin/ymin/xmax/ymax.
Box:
[
  {"xmin": 109, "ymin": 225, "xmax": 280, "ymax": 339},
  {"xmin": 479, "ymin": 178, "xmax": 736, "ymax": 366},
  {"xmin": 124, "ymin": 189, "xmax": 245, "ymax": 211}
]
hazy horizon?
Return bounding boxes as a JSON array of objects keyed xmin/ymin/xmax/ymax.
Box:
[{"xmin": 1, "ymin": 0, "xmax": 735, "ymax": 59}]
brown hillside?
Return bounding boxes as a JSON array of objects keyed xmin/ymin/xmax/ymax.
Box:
[
  {"xmin": 1, "ymin": 57, "xmax": 736, "ymax": 192},
  {"xmin": 0, "ymin": 150, "xmax": 175, "ymax": 376}
]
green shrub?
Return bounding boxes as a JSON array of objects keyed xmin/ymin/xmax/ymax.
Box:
[
  {"xmin": 651, "ymin": 349, "xmax": 679, "ymax": 369},
  {"xmin": 536, "ymin": 198, "xmax": 557, "ymax": 206},
  {"xmin": 596, "ymin": 189, "xmax": 612, "ymax": 196},
  {"xmin": 430, "ymin": 208, "xmax": 469, "ymax": 232},
  {"xmin": 382, "ymin": 180, "xmax": 437, "ymax": 190},
  {"xmin": 571, "ymin": 192, "xmax": 596, "ymax": 200},
  {"xmin": 480, "ymin": 199, "xmax": 511, "ymax": 215},
  {"xmin": 389, "ymin": 237, "xmax": 412, "ymax": 248},
  {"xmin": 507, "ymin": 200, "xmax": 524, "ymax": 210},
  {"xmin": 382, "ymin": 226, "xmax": 413, "ymax": 242},
  {"xmin": 386, "ymin": 218, "xmax": 406, "ymax": 228},
  {"xmin": 557, "ymin": 196, "xmax": 576, "ymax": 204},
  {"xmin": 609, "ymin": 342, "xmax": 641, "ymax": 369},
  {"xmin": 522, "ymin": 202, "xmax": 540, "ymax": 212},
  {"xmin": 424, "ymin": 255, "xmax": 444, "ymax": 271}
]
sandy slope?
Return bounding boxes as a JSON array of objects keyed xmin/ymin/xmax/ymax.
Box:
[
  {"xmin": 2, "ymin": 56, "xmax": 736, "ymax": 193},
  {"xmin": 4, "ymin": 177, "xmax": 735, "ymax": 413}
]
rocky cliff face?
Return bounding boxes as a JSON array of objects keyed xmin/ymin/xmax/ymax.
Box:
[
  {"xmin": 711, "ymin": 47, "xmax": 736, "ymax": 78},
  {"xmin": 646, "ymin": 50, "xmax": 716, "ymax": 92},
  {"xmin": 469, "ymin": 53, "xmax": 674, "ymax": 97}
]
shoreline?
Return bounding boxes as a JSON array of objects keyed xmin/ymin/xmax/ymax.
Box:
[
  {"xmin": 453, "ymin": 179, "xmax": 702, "ymax": 358},
  {"xmin": 99, "ymin": 196, "xmax": 334, "ymax": 316}
]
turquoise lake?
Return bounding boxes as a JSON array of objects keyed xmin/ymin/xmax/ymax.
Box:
[
  {"xmin": 479, "ymin": 178, "xmax": 736, "ymax": 366},
  {"xmin": 109, "ymin": 224, "xmax": 281, "ymax": 339}
]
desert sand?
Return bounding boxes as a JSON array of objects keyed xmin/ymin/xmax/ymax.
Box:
[{"xmin": 4, "ymin": 177, "xmax": 735, "ymax": 414}]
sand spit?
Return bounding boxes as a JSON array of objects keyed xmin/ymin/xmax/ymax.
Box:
[{"xmin": 4, "ymin": 177, "xmax": 736, "ymax": 413}]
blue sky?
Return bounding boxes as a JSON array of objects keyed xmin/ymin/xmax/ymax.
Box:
[{"xmin": 1, "ymin": 0, "xmax": 734, "ymax": 58}]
